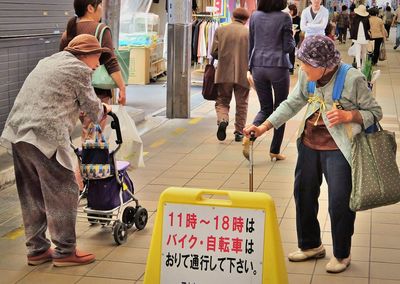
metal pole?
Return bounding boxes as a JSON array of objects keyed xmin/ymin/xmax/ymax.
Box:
[
  {"xmin": 102, "ymin": 0, "xmax": 121, "ymax": 48},
  {"xmin": 166, "ymin": 0, "xmax": 192, "ymax": 118}
]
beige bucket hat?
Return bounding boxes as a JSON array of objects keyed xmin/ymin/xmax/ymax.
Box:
[{"xmin": 355, "ymin": 5, "xmax": 369, "ymax": 17}]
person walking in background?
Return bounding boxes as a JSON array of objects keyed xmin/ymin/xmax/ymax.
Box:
[
  {"xmin": 300, "ymin": 0, "xmax": 329, "ymax": 38},
  {"xmin": 244, "ymin": 35, "xmax": 382, "ymax": 274},
  {"xmin": 0, "ymin": 35, "xmax": 112, "ymax": 267},
  {"xmin": 369, "ymin": 7, "xmax": 387, "ymax": 65},
  {"xmin": 211, "ymin": 8, "xmax": 250, "ymax": 142},
  {"xmin": 60, "ymin": 0, "xmax": 126, "ymax": 138},
  {"xmin": 349, "ymin": 4, "xmax": 357, "ymax": 35},
  {"xmin": 243, "ymin": 0, "xmax": 295, "ymax": 161},
  {"xmin": 337, "ymin": 5, "xmax": 350, "ymax": 44},
  {"xmin": 289, "ymin": 3, "xmax": 301, "ymax": 75},
  {"xmin": 383, "ymin": 6, "xmax": 394, "ymax": 37},
  {"xmin": 393, "ymin": 5, "xmax": 400, "ymax": 49},
  {"xmin": 350, "ymin": 5, "xmax": 370, "ymax": 69},
  {"xmin": 331, "ymin": 6, "xmax": 339, "ymax": 38}
]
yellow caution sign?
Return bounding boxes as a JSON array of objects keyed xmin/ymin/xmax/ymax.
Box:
[{"xmin": 144, "ymin": 187, "xmax": 288, "ymax": 284}]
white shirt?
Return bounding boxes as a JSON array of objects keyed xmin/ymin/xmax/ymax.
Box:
[
  {"xmin": 353, "ymin": 23, "xmax": 369, "ymax": 44},
  {"xmin": 300, "ymin": 5, "xmax": 330, "ymax": 37}
]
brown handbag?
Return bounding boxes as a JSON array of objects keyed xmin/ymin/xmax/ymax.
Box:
[{"xmin": 202, "ymin": 59, "xmax": 218, "ymax": 100}]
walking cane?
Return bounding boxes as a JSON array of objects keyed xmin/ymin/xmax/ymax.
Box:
[{"xmin": 249, "ymin": 131, "xmax": 256, "ymax": 192}]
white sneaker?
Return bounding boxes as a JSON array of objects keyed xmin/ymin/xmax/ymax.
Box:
[
  {"xmin": 326, "ymin": 255, "xmax": 351, "ymax": 273},
  {"xmin": 288, "ymin": 244, "xmax": 326, "ymax": 262}
]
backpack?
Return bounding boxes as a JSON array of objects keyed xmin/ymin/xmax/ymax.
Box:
[
  {"xmin": 307, "ymin": 63, "xmax": 352, "ymax": 102},
  {"xmin": 384, "ymin": 12, "xmax": 394, "ymax": 25},
  {"xmin": 307, "ymin": 64, "xmax": 377, "ymax": 133}
]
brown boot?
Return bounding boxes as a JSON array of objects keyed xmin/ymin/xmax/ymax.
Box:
[{"xmin": 53, "ymin": 250, "xmax": 95, "ymax": 267}]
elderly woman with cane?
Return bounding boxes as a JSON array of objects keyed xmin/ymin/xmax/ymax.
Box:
[{"xmin": 244, "ymin": 35, "xmax": 382, "ymax": 273}]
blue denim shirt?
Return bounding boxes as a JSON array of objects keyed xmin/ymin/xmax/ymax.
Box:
[{"xmin": 267, "ymin": 64, "xmax": 383, "ymax": 166}]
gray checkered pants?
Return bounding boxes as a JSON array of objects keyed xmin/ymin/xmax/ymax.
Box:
[{"xmin": 12, "ymin": 142, "xmax": 79, "ymax": 258}]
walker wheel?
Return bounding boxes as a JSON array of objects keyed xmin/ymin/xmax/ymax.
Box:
[
  {"xmin": 122, "ymin": 206, "xmax": 136, "ymax": 229},
  {"xmin": 134, "ymin": 207, "xmax": 148, "ymax": 230},
  {"xmin": 113, "ymin": 221, "xmax": 128, "ymax": 245}
]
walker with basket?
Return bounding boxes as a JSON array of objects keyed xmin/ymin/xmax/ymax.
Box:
[{"xmin": 73, "ymin": 111, "xmax": 148, "ymax": 245}]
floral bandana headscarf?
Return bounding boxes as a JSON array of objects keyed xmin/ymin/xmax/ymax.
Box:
[{"xmin": 297, "ymin": 35, "xmax": 341, "ymax": 68}]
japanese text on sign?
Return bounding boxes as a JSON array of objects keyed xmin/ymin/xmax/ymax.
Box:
[{"xmin": 160, "ymin": 204, "xmax": 265, "ymax": 284}]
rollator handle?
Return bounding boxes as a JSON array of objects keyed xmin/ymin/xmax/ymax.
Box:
[{"xmin": 108, "ymin": 111, "xmax": 123, "ymax": 144}]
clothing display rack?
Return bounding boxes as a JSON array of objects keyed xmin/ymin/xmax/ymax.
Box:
[{"xmin": 191, "ymin": 13, "xmax": 221, "ymax": 85}]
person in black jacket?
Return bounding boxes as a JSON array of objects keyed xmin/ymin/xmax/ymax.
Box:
[{"xmin": 350, "ymin": 5, "xmax": 370, "ymax": 69}]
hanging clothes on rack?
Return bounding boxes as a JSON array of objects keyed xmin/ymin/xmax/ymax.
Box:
[{"xmin": 191, "ymin": 15, "xmax": 220, "ymax": 64}]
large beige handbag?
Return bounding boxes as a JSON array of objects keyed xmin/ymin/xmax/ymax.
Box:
[{"xmin": 350, "ymin": 123, "xmax": 400, "ymax": 211}]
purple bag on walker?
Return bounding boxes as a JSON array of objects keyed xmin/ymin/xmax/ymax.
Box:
[{"xmin": 87, "ymin": 168, "xmax": 134, "ymax": 210}]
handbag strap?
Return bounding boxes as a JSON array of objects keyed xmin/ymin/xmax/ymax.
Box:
[
  {"xmin": 94, "ymin": 23, "xmax": 110, "ymax": 46},
  {"xmin": 94, "ymin": 23, "xmax": 129, "ymax": 73},
  {"xmin": 307, "ymin": 81, "xmax": 316, "ymax": 95},
  {"xmin": 306, "ymin": 63, "xmax": 353, "ymax": 100},
  {"xmin": 332, "ymin": 63, "xmax": 352, "ymax": 101}
]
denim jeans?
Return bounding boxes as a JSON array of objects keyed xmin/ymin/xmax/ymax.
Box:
[
  {"xmin": 252, "ymin": 67, "xmax": 290, "ymax": 154},
  {"xmin": 294, "ymin": 141, "xmax": 356, "ymax": 258},
  {"xmin": 396, "ymin": 23, "xmax": 400, "ymax": 47}
]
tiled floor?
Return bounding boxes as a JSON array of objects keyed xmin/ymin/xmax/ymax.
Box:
[{"xmin": 0, "ymin": 34, "xmax": 400, "ymax": 284}]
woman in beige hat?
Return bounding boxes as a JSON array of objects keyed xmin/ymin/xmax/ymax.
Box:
[
  {"xmin": 350, "ymin": 4, "xmax": 371, "ymax": 69},
  {"xmin": 1, "ymin": 34, "xmax": 112, "ymax": 267}
]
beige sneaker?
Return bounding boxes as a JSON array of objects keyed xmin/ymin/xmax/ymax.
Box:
[
  {"xmin": 326, "ymin": 255, "xmax": 351, "ymax": 273},
  {"xmin": 242, "ymin": 137, "xmax": 250, "ymax": 160},
  {"xmin": 288, "ymin": 244, "xmax": 326, "ymax": 262}
]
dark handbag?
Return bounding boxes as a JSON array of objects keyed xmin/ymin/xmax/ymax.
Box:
[
  {"xmin": 202, "ymin": 59, "xmax": 218, "ymax": 100},
  {"xmin": 350, "ymin": 122, "xmax": 400, "ymax": 211}
]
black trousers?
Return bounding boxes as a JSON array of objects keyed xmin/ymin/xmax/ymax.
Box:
[
  {"xmin": 372, "ymin": 37, "xmax": 383, "ymax": 64},
  {"xmin": 294, "ymin": 141, "xmax": 355, "ymax": 258},
  {"xmin": 384, "ymin": 23, "xmax": 391, "ymax": 38},
  {"xmin": 252, "ymin": 66, "xmax": 290, "ymax": 154},
  {"xmin": 338, "ymin": 27, "xmax": 347, "ymax": 43}
]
